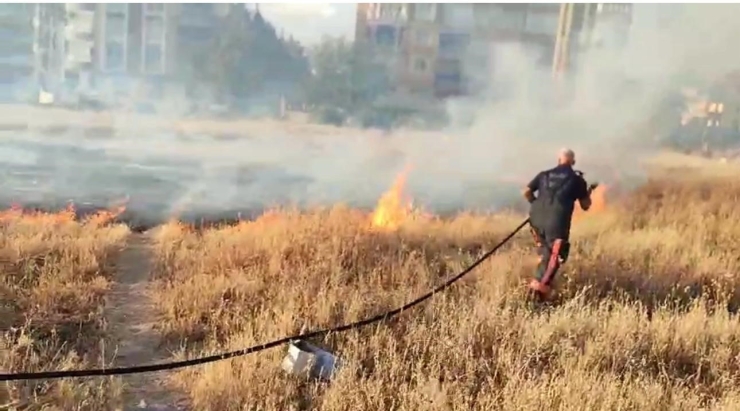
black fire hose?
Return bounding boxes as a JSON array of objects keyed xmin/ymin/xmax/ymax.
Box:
[{"xmin": 0, "ymin": 218, "xmax": 530, "ymax": 382}]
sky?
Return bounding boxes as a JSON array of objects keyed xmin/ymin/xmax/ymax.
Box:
[{"xmin": 254, "ymin": 3, "xmax": 357, "ymax": 45}]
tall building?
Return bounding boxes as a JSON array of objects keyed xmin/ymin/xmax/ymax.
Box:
[
  {"xmin": 61, "ymin": 3, "xmax": 235, "ymax": 104},
  {"xmin": 355, "ymin": 3, "xmax": 632, "ymax": 99},
  {"xmin": 64, "ymin": 3, "xmax": 96, "ymax": 93},
  {"xmin": 0, "ymin": 5, "xmax": 35, "ymax": 79},
  {"xmin": 0, "ymin": 3, "xmax": 244, "ymax": 105},
  {"xmin": 88, "ymin": 3, "xmax": 176, "ymax": 102},
  {"xmin": 0, "ymin": 4, "xmax": 65, "ymax": 102}
]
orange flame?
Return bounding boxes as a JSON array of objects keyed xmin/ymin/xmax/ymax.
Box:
[
  {"xmin": 370, "ymin": 168, "xmax": 413, "ymax": 231},
  {"xmin": 0, "ymin": 203, "xmax": 76, "ymax": 225},
  {"xmin": 82, "ymin": 202, "xmax": 128, "ymax": 228},
  {"xmin": 574, "ymin": 184, "xmax": 608, "ymax": 220},
  {"xmin": 0, "ymin": 200, "xmax": 127, "ymax": 227}
]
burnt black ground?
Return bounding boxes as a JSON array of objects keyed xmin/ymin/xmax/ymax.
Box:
[{"xmin": 0, "ymin": 128, "xmax": 530, "ymax": 229}]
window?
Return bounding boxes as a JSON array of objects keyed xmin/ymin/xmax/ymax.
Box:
[
  {"xmin": 80, "ymin": 4, "xmax": 96, "ymax": 12},
  {"xmin": 144, "ymin": 4, "xmax": 164, "ymax": 13},
  {"xmin": 181, "ymin": 4, "xmax": 212, "ymax": 13},
  {"xmin": 375, "ymin": 25, "xmax": 396, "ymax": 47},
  {"xmin": 414, "ymin": 4, "xmax": 436, "ymax": 22},
  {"xmin": 378, "ymin": 4, "xmax": 406, "ymax": 20},
  {"xmin": 411, "ymin": 56, "xmax": 428, "ymax": 73},
  {"xmin": 105, "ymin": 41, "xmax": 125, "ymax": 71},
  {"xmin": 475, "ymin": 5, "xmax": 525, "ymax": 31},
  {"xmin": 441, "ymin": 4, "xmax": 474, "ymax": 30},
  {"xmin": 105, "ymin": 14, "xmax": 126, "ymax": 41},
  {"xmin": 524, "ymin": 11, "xmax": 560, "ymax": 35},
  {"xmin": 436, "ymin": 58, "xmax": 460, "ymax": 74},
  {"xmin": 414, "ymin": 29, "xmax": 433, "ymax": 47},
  {"xmin": 144, "ymin": 44, "xmax": 163, "ymax": 73},
  {"xmin": 438, "ymin": 33, "xmax": 468, "ymax": 57},
  {"xmin": 434, "ymin": 72, "xmax": 463, "ymax": 95},
  {"xmin": 106, "ymin": 4, "xmax": 127, "ymax": 14},
  {"xmin": 144, "ymin": 15, "xmax": 164, "ymax": 43}
]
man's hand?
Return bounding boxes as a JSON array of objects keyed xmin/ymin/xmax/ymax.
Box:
[
  {"xmin": 522, "ymin": 187, "xmax": 536, "ymax": 204},
  {"xmin": 588, "ymin": 182, "xmax": 599, "ymax": 193}
]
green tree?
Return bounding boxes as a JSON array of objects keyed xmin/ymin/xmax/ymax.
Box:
[
  {"xmin": 305, "ymin": 37, "xmax": 390, "ymax": 124},
  {"xmin": 191, "ymin": 8, "xmax": 310, "ymax": 105}
]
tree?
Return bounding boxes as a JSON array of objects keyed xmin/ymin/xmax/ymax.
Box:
[
  {"xmin": 304, "ymin": 37, "xmax": 391, "ymax": 124},
  {"xmin": 190, "ymin": 8, "xmax": 310, "ymax": 105}
]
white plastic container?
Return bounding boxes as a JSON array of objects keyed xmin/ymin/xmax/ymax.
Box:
[{"xmin": 281, "ymin": 340, "xmax": 341, "ymax": 381}]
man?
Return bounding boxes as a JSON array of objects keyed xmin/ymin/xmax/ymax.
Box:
[{"xmin": 522, "ymin": 148, "xmax": 597, "ymax": 300}]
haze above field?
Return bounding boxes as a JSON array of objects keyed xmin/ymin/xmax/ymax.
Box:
[{"xmin": 1, "ymin": 4, "xmax": 739, "ymax": 225}]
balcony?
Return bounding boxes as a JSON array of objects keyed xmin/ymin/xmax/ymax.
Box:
[
  {"xmin": 64, "ymin": 15, "xmax": 95, "ymax": 41},
  {"xmin": 66, "ymin": 41, "xmax": 93, "ymax": 65}
]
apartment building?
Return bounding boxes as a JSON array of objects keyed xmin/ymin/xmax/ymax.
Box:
[
  {"xmin": 94, "ymin": 3, "xmax": 173, "ymax": 75},
  {"xmin": 57, "ymin": 3, "xmax": 232, "ymax": 104},
  {"xmin": 0, "ymin": 3, "xmax": 240, "ymax": 105},
  {"xmin": 0, "ymin": 4, "xmax": 65, "ymax": 102},
  {"xmin": 355, "ymin": 3, "xmax": 632, "ymax": 99},
  {"xmin": 64, "ymin": 3, "xmax": 96, "ymax": 94},
  {"xmin": 0, "ymin": 4, "xmax": 35, "ymax": 84}
]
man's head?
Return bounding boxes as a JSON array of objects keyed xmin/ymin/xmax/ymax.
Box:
[{"xmin": 557, "ymin": 148, "xmax": 576, "ymax": 166}]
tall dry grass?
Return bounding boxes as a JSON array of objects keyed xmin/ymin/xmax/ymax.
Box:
[
  {"xmin": 0, "ymin": 210, "xmax": 129, "ymax": 410},
  {"xmin": 149, "ymin": 172, "xmax": 740, "ymax": 410}
]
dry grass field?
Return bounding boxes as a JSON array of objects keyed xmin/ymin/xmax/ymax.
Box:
[
  {"xmin": 0, "ymin": 207, "xmax": 129, "ymax": 410},
  {"xmin": 3, "ymin": 155, "xmax": 740, "ymax": 410}
]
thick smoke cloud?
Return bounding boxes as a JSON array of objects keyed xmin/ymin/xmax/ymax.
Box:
[{"xmin": 0, "ymin": 4, "xmax": 738, "ymax": 225}]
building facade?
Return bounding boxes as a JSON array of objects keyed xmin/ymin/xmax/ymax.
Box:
[
  {"xmin": 0, "ymin": 3, "xmax": 238, "ymax": 105},
  {"xmin": 0, "ymin": 3, "xmax": 66, "ymax": 102},
  {"xmin": 355, "ymin": 3, "xmax": 632, "ymax": 99}
]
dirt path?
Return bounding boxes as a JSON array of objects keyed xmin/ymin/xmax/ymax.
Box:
[{"xmin": 106, "ymin": 232, "xmax": 187, "ymax": 411}]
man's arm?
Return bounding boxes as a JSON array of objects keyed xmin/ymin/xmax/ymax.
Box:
[
  {"xmin": 522, "ymin": 173, "xmax": 541, "ymax": 203},
  {"xmin": 577, "ymin": 178, "xmax": 594, "ymax": 211}
]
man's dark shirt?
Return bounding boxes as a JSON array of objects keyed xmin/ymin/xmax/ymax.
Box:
[{"xmin": 527, "ymin": 164, "xmax": 589, "ymax": 239}]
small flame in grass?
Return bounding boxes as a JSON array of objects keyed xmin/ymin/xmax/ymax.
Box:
[
  {"xmin": 370, "ymin": 167, "xmax": 413, "ymax": 231},
  {"xmin": 83, "ymin": 200, "xmax": 128, "ymax": 228},
  {"xmin": 574, "ymin": 184, "xmax": 608, "ymax": 220},
  {"xmin": 0, "ymin": 200, "xmax": 128, "ymax": 227},
  {"xmin": 0, "ymin": 203, "xmax": 76, "ymax": 225}
]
